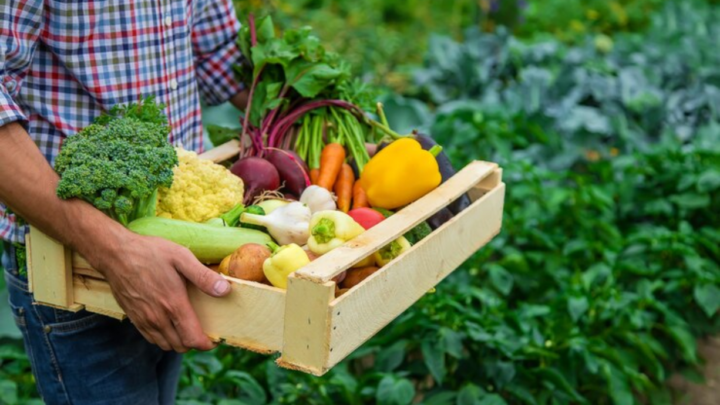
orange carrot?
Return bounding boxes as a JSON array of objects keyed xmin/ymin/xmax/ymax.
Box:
[
  {"xmin": 309, "ymin": 168, "xmax": 320, "ymax": 185},
  {"xmin": 352, "ymin": 182, "xmax": 369, "ymax": 209},
  {"xmin": 316, "ymin": 143, "xmax": 345, "ymax": 190},
  {"xmin": 334, "ymin": 163, "xmax": 354, "ymax": 213}
]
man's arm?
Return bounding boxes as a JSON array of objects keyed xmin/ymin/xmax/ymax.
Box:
[
  {"xmin": 229, "ymin": 89, "xmax": 249, "ymax": 112},
  {"xmin": 0, "ymin": 122, "xmax": 231, "ymax": 352}
]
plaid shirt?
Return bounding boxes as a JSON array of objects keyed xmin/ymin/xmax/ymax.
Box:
[{"xmin": 0, "ymin": 0, "xmax": 245, "ymax": 243}]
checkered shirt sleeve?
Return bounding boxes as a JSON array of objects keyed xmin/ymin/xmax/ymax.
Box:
[
  {"xmin": 0, "ymin": 0, "xmax": 43, "ymax": 129},
  {"xmin": 192, "ymin": 0, "xmax": 245, "ymax": 106}
]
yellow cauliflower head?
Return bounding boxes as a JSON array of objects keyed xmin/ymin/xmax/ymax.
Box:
[{"xmin": 157, "ymin": 147, "xmax": 244, "ymax": 222}]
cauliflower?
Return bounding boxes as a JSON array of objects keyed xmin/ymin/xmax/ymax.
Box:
[{"xmin": 157, "ymin": 147, "xmax": 244, "ymax": 222}]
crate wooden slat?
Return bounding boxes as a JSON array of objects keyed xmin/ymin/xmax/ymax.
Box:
[{"xmin": 28, "ymin": 140, "xmax": 505, "ymax": 375}]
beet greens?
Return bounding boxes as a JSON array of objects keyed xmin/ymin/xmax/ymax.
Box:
[{"xmin": 234, "ymin": 15, "xmax": 397, "ymax": 173}]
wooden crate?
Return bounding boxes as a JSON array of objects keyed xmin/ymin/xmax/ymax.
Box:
[{"xmin": 27, "ymin": 140, "xmax": 505, "ymax": 376}]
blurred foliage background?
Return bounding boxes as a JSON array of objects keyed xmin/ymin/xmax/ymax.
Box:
[
  {"xmin": 2, "ymin": 0, "xmax": 719, "ymax": 404},
  {"xmin": 232, "ymin": 0, "xmax": 687, "ymax": 91}
]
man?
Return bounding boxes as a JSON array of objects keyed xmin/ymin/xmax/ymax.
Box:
[{"xmin": 0, "ymin": 1, "xmax": 249, "ymax": 403}]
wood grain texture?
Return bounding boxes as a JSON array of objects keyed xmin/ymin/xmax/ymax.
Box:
[
  {"xmin": 277, "ymin": 277, "xmax": 335, "ymax": 375},
  {"xmin": 28, "ymin": 226, "xmax": 82, "ymax": 310},
  {"xmin": 72, "ymin": 253, "xmax": 104, "ymax": 279},
  {"xmin": 198, "ymin": 139, "xmax": 240, "ymax": 163},
  {"xmin": 325, "ymin": 183, "xmax": 506, "ymax": 369},
  {"xmin": 187, "ymin": 277, "xmax": 286, "ymax": 353},
  {"xmin": 468, "ymin": 168, "xmax": 503, "ymax": 201},
  {"xmin": 73, "ymin": 276, "xmax": 124, "ymax": 319},
  {"xmin": 295, "ymin": 161, "xmax": 498, "ymax": 283}
]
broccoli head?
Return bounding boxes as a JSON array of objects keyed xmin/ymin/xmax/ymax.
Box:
[{"xmin": 55, "ymin": 97, "xmax": 178, "ymax": 226}]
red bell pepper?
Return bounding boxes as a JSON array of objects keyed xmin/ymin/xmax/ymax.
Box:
[{"xmin": 347, "ymin": 207, "xmax": 385, "ymax": 230}]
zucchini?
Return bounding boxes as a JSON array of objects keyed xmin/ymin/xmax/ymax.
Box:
[{"xmin": 128, "ymin": 217, "xmax": 273, "ymax": 264}]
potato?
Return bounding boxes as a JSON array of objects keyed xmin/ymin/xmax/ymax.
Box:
[
  {"xmin": 341, "ymin": 266, "xmax": 379, "ymax": 289},
  {"xmin": 225, "ymin": 243, "xmax": 272, "ymax": 283},
  {"xmin": 217, "ymin": 255, "xmax": 231, "ymax": 275}
]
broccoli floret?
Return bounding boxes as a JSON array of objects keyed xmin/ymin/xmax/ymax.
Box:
[{"xmin": 55, "ymin": 97, "xmax": 178, "ymax": 226}]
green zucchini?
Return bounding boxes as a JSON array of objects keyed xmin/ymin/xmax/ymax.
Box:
[{"xmin": 128, "ymin": 217, "xmax": 273, "ymax": 264}]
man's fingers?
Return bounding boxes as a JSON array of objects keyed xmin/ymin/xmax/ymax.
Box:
[
  {"xmin": 168, "ymin": 294, "xmax": 215, "ymax": 351},
  {"xmin": 141, "ymin": 326, "xmax": 172, "ymax": 352},
  {"xmin": 176, "ymin": 254, "xmax": 231, "ymax": 298},
  {"xmin": 156, "ymin": 316, "xmax": 188, "ymax": 353}
]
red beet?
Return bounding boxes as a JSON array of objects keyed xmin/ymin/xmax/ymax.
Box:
[
  {"xmin": 265, "ymin": 148, "xmax": 311, "ymax": 197},
  {"xmin": 230, "ymin": 157, "xmax": 281, "ymax": 205}
]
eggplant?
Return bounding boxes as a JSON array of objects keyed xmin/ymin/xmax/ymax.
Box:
[
  {"xmin": 414, "ymin": 134, "xmax": 472, "ymax": 215},
  {"xmin": 427, "ymin": 207, "xmax": 454, "ymax": 230}
]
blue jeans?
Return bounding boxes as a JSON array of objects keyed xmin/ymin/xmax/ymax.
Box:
[{"xmin": 2, "ymin": 243, "xmax": 183, "ymax": 404}]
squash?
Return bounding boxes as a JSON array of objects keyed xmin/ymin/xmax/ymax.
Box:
[{"xmin": 128, "ymin": 217, "xmax": 273, "ymax": 264}]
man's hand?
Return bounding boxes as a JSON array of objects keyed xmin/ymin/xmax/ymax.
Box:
[
  {"xmin": 0, "ymin": 122, "xmax": 229, "ymax": 353},
  {"xmin": 92, "ymin": 233, "xmax": 231, "ymax": 352}
]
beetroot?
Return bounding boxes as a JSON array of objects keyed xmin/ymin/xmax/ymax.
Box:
[
  {"xmin": 265, "ymin": 148, "xmax": 311, "ymax": 197},
  {"xmin": 230, "ymin": 157, "xmax": 281, "ymax": 204}
]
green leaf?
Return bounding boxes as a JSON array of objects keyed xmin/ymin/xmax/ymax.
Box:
[
  {"xmin": 251, "ymin": 38, "xmax": 298, "ymax": 77},
  {"xmin": 375, "ymin": 340, "xmax": 407, "ymax": 372},
  {"xmin": 377, "ymin": 376, "xmax": 415, "ymax": 405},
  {"xmin": 224, "ymin": 371, "xmax": 267, "ymax": 405},
  {"xmin": 393, "ymin": 379, "xmax": 416, "ymax": 405},
  {"xmin": 603, "ymin": 363, "xmax": 633, "ymax": 405},
  {"xmin": 488, "ymin": 264, "xmax": 514, "ymax": 296},
  {"xmin": 667, "ymin": 324, "xmax": 697, "ymax": 363},
  {"xmin": 285, "ymin": 60, "xmax": 343, "ymax": 98},
  {"xmin": 506, "ymin": 384, "xmax": 538, "ymax": 405},
  {"xmin": 697, "ymin": 170, "xmax": 720, "ymax": 192},
  {"xmin": 206, "ymin": 125, "xmax": 239, "ymax": 147},
  {"xmin": 422, "ymin": 340, "xmax": 446, "ymax": 384},
  {"xmin": 423, "ymin": 391, "xmax": 457, "ymax": 405},
  {"xmin": 255, "ymin": 15, "xmax": 275, "ymax": 43},
  {"xmin": 535, "ymin": 368, "xmax": 587, "ymax": 404},
  {"xmin": 457, "ymin": 384, "xmax": 485, "ymax": 405},
  {"xmin": 0, "ymin": 289, "xmax": 23, "ymax": 339},
  {"xmin": 478, "ymin": 394, "xmax": 507, "ymax": 405},
  {"xmin": 669, "ymin": 193, "xmax": 710, "ymax": 209},
  {"xmin": 693, "ymin": 284, "xmax": 720, "ymax": 317},
  {"xmin": 440, "ymin": 328, "xmax": 464, "ymax": 358},
  {"xmin": 284, "ymin": 26, "xmax": 324, "ymax": 62},
  {"xmin": 248, "ymin": 81, "xmax": 283, "ymax": 128},
  {"xmin": 568, "ymin": 295, "xmax": 589, "ymax": 322},
  {"xmin": 0, "ymin": 380, "xmax": 17, "ymax": 405}
]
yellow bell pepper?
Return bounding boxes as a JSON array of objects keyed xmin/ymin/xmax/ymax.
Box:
[
  {"xmin": 360, "ymin": 138, "xmax": 442, "ymax": 209},
  {"xmin": 262, "ymin": 243, "xmax": 310, "ymax": 289},
  {"xmin": 374, "ymin": 236, "xmax": 412, "ymax": 267},
  {"xmin": 307, "ymin": 211, "xmax": 366, "ymax": 255}
]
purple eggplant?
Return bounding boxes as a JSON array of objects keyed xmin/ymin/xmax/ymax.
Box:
[
  {"xmin": 427, "ymin": 207, "xmax": 454, "ymax": 230},
  {"xmin": 414, "ymin": 134, "xmax": 472, "ymax": 215}
]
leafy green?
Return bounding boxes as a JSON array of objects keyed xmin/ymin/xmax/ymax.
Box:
[{"xmin": 55, "ymin": 97, "xmax": 178, "ymax": 226}]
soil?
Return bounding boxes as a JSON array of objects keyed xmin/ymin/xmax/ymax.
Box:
[{"xmin": 668, "ymin": 336, "xmax": 720, "ymax": 404}]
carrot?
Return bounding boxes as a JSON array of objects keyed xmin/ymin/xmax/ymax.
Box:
[
  {"xmin": 309, "ymin": 168, "xmax": 320, "ymax": 185},
  {"xmin": 334, "ymin": 163, "xmax": 354, "ymax": 213},
  {"xmin": 352, "ymin": 182, "xmax": 369, "ymax": 209},
  {"xmin": 316, "ymin": 143, "xmax": 345, "ymax": 190}
]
